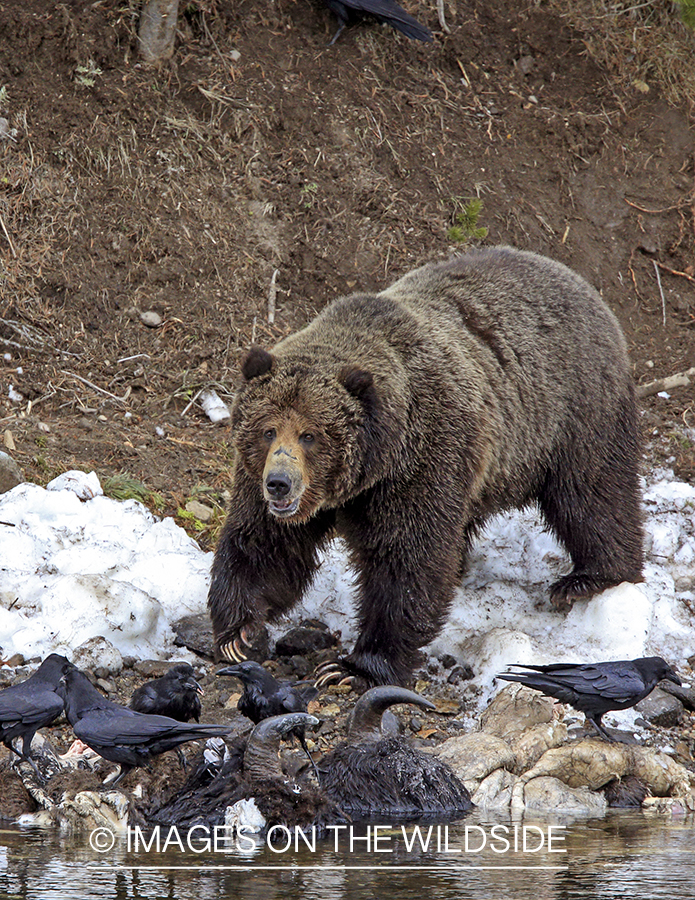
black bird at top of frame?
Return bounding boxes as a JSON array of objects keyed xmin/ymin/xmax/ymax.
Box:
[{"xmin": 322, "ymin": 0, "xmax": 433, "ymax": 46}]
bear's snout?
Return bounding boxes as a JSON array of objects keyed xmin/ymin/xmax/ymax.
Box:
[
  {"xmin": 263, "ymin": 447, "xmax": 306, "ymax": 519},
  {"xmin": 265, "ymin": 472, "xmax": 292, "ymax": 499}
]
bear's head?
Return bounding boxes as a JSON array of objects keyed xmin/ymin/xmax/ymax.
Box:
[{"xmin": 232, "ymin": 346, "xmax": 380, "ymax": 523}]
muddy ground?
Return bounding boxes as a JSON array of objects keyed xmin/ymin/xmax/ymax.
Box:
[{"xmin": 0, "ymin": 0, "xmax": 694, "ymax": 545}]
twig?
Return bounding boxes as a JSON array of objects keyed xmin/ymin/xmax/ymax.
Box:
[
  {"xmin": 201, "ymin": 12, "xmax": 229, "ymax": 71},
  {"xmin": 637, "ymin": 367, "xmax": 695, "ymax": 399},
  {"xmin": 180, "ymin": 386, "xmax": 204, "ymax": 417},
  {"xmin": 117, "ymin": 353, "xmax": 151, "ymax": 364},
  {"xmin": 0, "ymin": 213, "xmax": 16, "ymax": 258},
  {"xmin": 60, "ymin": 371, "xmax": 130, "ymax": 404},
  {"xmin": 268, "ymin": 269, "xmax": 279, "ymax": 325},
  {"xmin": 654, "ymin": 261, "xmax": 695, "ymax": 284},
  {"xmin": 437, "ymin": 0, "xmax": 450, "ymax": 33},
  {"xmin": 625, "ymin": 198, "xmax": 690, "ymax": 215},
  {"xmin": 653, "ymin": 260, "xmax": 666, "ymax": 326}
]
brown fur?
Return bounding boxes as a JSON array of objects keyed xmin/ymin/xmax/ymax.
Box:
[{"xmin": 209, "ymin": 246, "xmax": 644, "ymax": 685}]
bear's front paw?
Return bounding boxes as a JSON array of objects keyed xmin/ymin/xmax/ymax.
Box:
[
  {"xmin": 314, "ymin": 659, "xmax": 357, "ymax": 690},
  {"xmin": 216, "ymin": 626, "xmax": 259, "ymax": 663},
  {"xmin": 314, "ymin": 651, "xmax": 413, "ymax": 690}
]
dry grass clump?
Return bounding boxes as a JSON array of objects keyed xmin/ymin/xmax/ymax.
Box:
[{"xmin": 545, "ymin": 0, "xmax": 695, "ymax": 106}]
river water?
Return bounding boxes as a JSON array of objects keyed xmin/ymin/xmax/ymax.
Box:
[{"xmin": 2, "ymin": 810, "xmax": 693, "ymax": 900}]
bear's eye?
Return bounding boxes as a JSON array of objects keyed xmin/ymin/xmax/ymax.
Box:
[
  {"xmin": 263, "ymin": 428, "xmax": 276, "ymax": 442},
  {"xmin": 300, "ymin": 432, "xmax": 315, "ymax": 445}
]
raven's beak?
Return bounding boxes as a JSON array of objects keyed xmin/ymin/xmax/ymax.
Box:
[
  {"xmin": 185, "ymin": 679, "xmax": 204, "ymax": 696},
  {"xmin": 664, "ymin": 669, "xmax": 682, "ymax": 687},
  {"xmin": 216, "ymin": 665, "xmax": 243, "ymax": 679}
]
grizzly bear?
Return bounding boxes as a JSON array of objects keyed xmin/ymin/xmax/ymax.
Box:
[{"xmin": 208, "ymin": 246, "xmax": 644, "ymax": 686}]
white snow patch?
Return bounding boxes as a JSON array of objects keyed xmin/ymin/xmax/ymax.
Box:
[
  {"xmin": 0, "ymin": 480, "xmax": 212, "ymax": 660},
  {"xmin": 0, "ymin": 469, "xmax": 693, "ymax": 716}
]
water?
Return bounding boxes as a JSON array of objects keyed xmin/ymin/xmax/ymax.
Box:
[{"xmin": 2, "ymin": 810, "xmax": 694, "ymax": 900}]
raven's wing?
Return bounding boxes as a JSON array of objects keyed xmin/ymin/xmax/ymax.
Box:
[
  {"xmin": 498, "ymin": 672, "xmax": 584, "ymax": 706},
  {"xmin": 0, "ymin": 687, "xmax": 64, "ymax": 728},
  {"xmin": 74, "ymin": 709, "xmax": 228, "ymax": 747},
  {"xmin": 129, "ymin": 683, "xmax": 160, "ymax": 714},
  {"xmin": 277, "ymin": 683, "xmax": 316, "ymax": 714},
  {"xmin": 328, "ymin": 0, "xmax": 432, "ymax": 41},
  {"xmin": 506, "ymin": 662, "xmax": 647, "ymax": 703}
]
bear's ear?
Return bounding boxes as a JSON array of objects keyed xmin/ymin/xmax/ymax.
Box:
[
  {"xmin": 340, "ymin": 366, "xmax": 376, "ymax": 407},
  {"xmin": 241, "ymin": 346, "xmax": 274, "ymax": 381}
]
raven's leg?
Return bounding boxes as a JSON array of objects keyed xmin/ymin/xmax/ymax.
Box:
[
  {"xmin": 297, "ymin": 731, "xmax": 321, "ymax": 783},
  {"xmin": 587, "ymin": 715, "xmax": 615, "ymax": 742},
  {"xmin": 8, "ymin": 734, "xmax": 42, "ymax": 779}
]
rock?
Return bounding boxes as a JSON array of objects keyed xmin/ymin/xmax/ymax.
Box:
[
  {"xmin": 472, "ymin": 768, "xmax": 521, "ymax": 810},
  {"xmin": 434, "ymin": 732, "xmax": 516, "ymax": 792},
  {"xmin": 631, "ymin": 745, "xmax": 695, "ymax": 797},
  {"xmin": 0, "ymin": 450, "xmax": 22, "ymax": 493},
  {"xmin": 59, "ymin": 789, "xmax": 129, "ymax": 833},
  {"xmin": 515, "ymin": 55, "xmax": 535, "ymax": 76},
  {"xmin": 518, "ymin": 738, "xmax": 695, "ymax": 799},
  {"xmin": 5, "ymin": 652, "xmax": 25, "ymax": 668},
  {"xmin": 275, "ymin": 624, "xmax": 338, "ymax": 656},
  {"xmin": 447, "ymin": 664, "xmax": 474, "ymax": 684},
  {"xmin": 643, "ymin": 795, "xmax": 695, "ymax": 816},
  {"xmin": 140, "ymin": 310, "xmax": 162, "ymax": 328},
  {"xmin": 185, "ymin": 500, "xmax": 214, "ymax": 523},
  {"xmin": 73, "ymin": 636, "xmax": 123, "ymax": 676},
  {"xmin": 635, "ymin": 686, "xmax": 684, "ymax": 727},
  {"xmin": 508, "ymin": 720, "xmax": 568, "ymax": 774},
  {"xmin": 517, "ymin": 776, "xmax": 608, "ymax": 815},
  {"xmin": 433, "ymin": 698, "xmax": 462, "ymax": 715},
  {"xmin": 481, "ymin": 683, "xmax": 559, "ymax": 739},
  {"xmin": 133, "ymin": 659, "xmax": 177, "ymax": 678},
  {"xmin": 519, "ymin": 739, "xmax": 631, "ymax": 790},
  {"xmin": 172, "ymin": 613, "xmax": 215, "ymax": 659},
  {"xmin": 285, "ymin": 655, "xmax": 312, "ymax": 678}
]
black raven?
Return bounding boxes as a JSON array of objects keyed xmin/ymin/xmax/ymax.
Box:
[
  {"xmin": 0, "ymin": 654, "xmax": 74, "ymax": 774},
  {"xmin": 217, "ymin": 660, "xmax": 319, "ymax": 778},
  {"xmin": 58, "ymin": 668, "xmax": 230, "ymax": 785},
  {"xmin": 497, "ymin": 656, "xmax": 682, "ymax": 740},
  {"xmin": 129, "ymin": 663, "xmax": 203, "ymax": 723},
  {"xmin": 323, "ymin": 0, "xmax": 433, "ymax": 45}
]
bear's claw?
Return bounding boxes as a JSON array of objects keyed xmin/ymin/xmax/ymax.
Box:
[
  {"xmin": 314, "ymin": 661, "xmax": 354, "ymax": 689},
  {"xmin": 219, "ymin": 628, "xmax": 255, "ymax": 664},
  {"xmin": 220, "ymin": 639, "xmax": 247, "ymax": 663}
]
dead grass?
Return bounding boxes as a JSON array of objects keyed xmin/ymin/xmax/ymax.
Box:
[{"xmin": 545, "ymin": 0, "xmax": 695, "ymax": 106}]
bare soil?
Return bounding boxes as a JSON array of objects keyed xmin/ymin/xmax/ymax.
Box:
[{"xmin": 0, "ymin": 0, "xmax": 694, "ymax": 549}]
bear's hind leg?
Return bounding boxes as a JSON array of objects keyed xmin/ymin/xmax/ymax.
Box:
[{"xmin": 538, "ymin": 442, "xmax": 644, "ymax": 609}]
